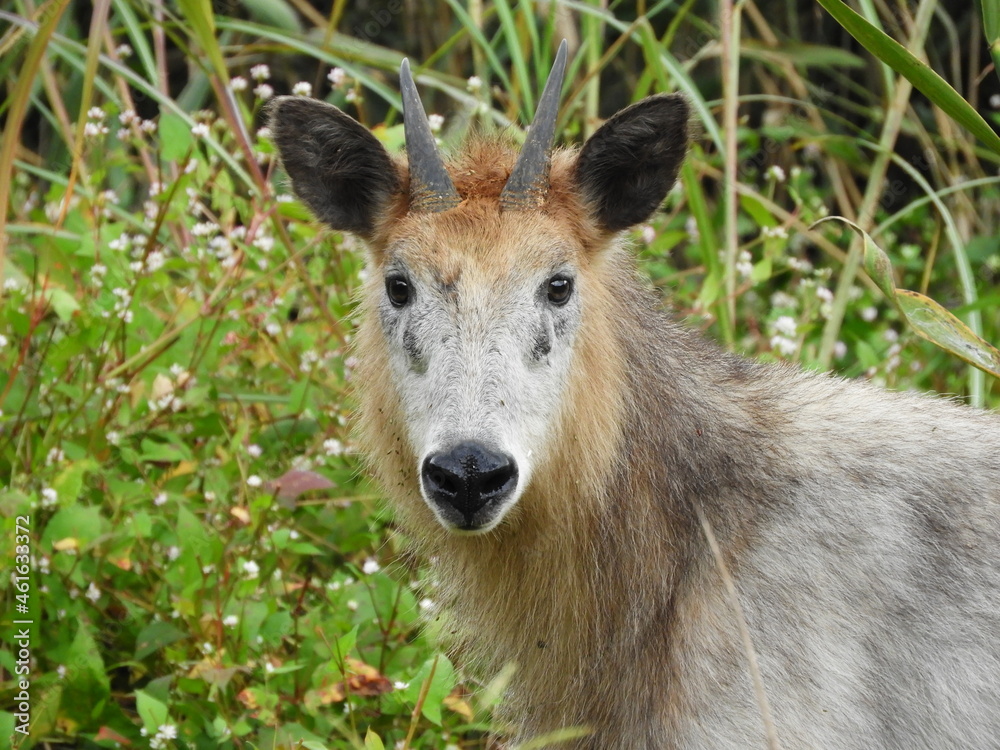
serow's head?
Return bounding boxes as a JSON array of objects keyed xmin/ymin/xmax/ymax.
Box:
[{"xmin": 269, "ymin": 43, "xmax": 689, "ymax": 534}]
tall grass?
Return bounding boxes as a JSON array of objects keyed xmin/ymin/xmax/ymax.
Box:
[{"xmin": 1, "ymin": 1, "xmax": 998, "ymax": 748}]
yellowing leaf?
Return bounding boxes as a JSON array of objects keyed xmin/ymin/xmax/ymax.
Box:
[
  {"xmin": 815, "ymin": 217, "xmax": 1000, "ymax": 379},
  {"xmin": 53, "ymin": 537, "xmax": 79, "ymax": 551}
]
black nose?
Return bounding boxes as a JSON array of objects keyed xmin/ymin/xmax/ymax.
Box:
[{"xmin": 421, "ymin": 441, "xmax": 518, "ymax": 525}]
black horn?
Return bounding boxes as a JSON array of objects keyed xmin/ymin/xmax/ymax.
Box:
[
  {"xmin": 400, "ymin": 59, "xmax": 462, "ymax": 212},
  {"xmin": 499, "ymin": 40, "xmax": 569, "ymax": 211}
]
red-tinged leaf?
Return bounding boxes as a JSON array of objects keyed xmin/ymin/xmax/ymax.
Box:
[
  {"xmin": 95, "ymin": 726, "xmax": 132, "ymax": 745},
  {"xmin": 267, "ymin": 469, "xmax": 334, "ymax": 501}
]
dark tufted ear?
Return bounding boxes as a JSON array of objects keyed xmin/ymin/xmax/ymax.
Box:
[
  {"xmin": 574, "ymin": 93, "xmax": 690, "ymax": 233},
  {"xmin": 268, "ymin": 96, "xmax": 401, "ymax": 238}
]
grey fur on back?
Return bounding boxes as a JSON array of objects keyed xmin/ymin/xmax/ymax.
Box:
[{"xmin": 596, "ymin": 267, "xmax": 1000, "ymax": 749}]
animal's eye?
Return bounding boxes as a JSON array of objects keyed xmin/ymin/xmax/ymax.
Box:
[
  {"xmin": 547, "ymin": 275, "xmax": 573, "ymax": 306},
  {"xmin": 386, "ymin": 275, "xmax": 411, "ymax": 307}
]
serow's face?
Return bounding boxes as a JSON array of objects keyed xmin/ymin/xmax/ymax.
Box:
[
  {"xmin": 375, "ymin": 224, "xmax": 584, "ymax": 533},
  {"xmin": 268, "ymin": 48, "xmax": 690, "ymax": 534}
]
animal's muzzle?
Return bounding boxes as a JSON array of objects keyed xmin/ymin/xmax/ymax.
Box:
[{"xmin": 421, "ymin": 441, "xmax": 518, "ymax": 530}]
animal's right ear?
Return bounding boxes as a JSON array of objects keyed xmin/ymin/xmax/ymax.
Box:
[
  {"xmin": 268, "ymin": 96, "xmax": 401, "ymax": 238},
  {"xmin": 573, "ymin": 93, "xmax": 690, "ymax": 234}
]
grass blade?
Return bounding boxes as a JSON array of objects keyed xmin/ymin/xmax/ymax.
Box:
[{"xmin": 815, "ymin": 0, "xmax": 1000, "ymax": 155}]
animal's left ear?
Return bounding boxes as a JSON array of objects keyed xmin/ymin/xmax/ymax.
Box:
[
  {"xmin": 573, "ymin": 93, "xmax": 690, "ymax": 233},
  {"xmin": 268, "ymin": 96, "xmax": 402, "ymax": 239}
]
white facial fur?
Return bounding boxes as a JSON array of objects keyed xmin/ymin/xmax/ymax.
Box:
[{"xmin": 374, "ymin": 242, "xmax": 582, "ymax": 532}]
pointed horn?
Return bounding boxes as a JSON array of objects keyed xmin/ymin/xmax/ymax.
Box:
[
  {"xmin": 500, "ymin": 40, "xmax": 569, "ymax": 211},
  {"xmin": 400, "ymin": 58, "xmax": 462, "ymax": 212}
]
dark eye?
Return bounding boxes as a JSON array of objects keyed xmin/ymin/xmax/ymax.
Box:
[
  {"xmin": 547, "ymin": 275, "xmax": 573, "ymax": 305},
  {"xmin": 386, "ymin": 275, "xmax": 410, "ymax": 307}
]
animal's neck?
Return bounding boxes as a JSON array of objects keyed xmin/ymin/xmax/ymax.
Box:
[{"xmin": 431, "ymin": 265, "xmax": 713, "ymax": 736}]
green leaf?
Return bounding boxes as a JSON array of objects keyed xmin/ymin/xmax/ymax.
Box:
[
  {"xmin": 406, "ymin": 655, "xmax": 455, "ymax": 726},
  {"xmin": 174, "ymin": 0, "xmax": 227, "ymax": 80},
  {"xmin": 984, "ymin": 0, "xmax": 1000, "ymax": 83},
  {"xmin": 240, "ymin": 0, "xmax": 301, "ymax": 31},
  {"xmin": 818, "ymin": 217, "xmax": 1000, "ymax": 379},
  {"xmin": 45, "ymin": 287, "xmax": 80, "ymax": 322},
  {"xmin": 135, "ymin": 621, "xmax": 190, "ymax": 660},
  {"xmin": 61, "ymin": 623, "xmax": 111, "ymax": 724},
  {"xmin": 159, "ymin": 113, "xmax": 195, "ymax": 162},
  {"xmin": 42, "ymin": 505, "xmax": 103, "ymax": 550},
  {"xmin": 333, "ymin": 625, "xmax": 359, "ymax": 664},
  {"xmin": 51, "ymin": 459, "xmax": 97, "ymax": 507},
  {"xmin": 176, "ymin": 505, "xmax": 212, "ymax": 559},
  {"xmin": 138, "ymin": 437, "xmax": 191, "ymax": 463},
  {"xmin": 364, "ymin": 728, "xmax": 386, "ymax": 750},
  {"xmin": 135, "ymin": 689, "xmax": 170, "ymax": 733},
  {"xmin": 815, "ymin": 0, "xmax": 1000, "ymax": 155}
]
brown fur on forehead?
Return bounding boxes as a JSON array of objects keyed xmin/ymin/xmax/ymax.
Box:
[{"xmin": 374, "ymin": 140, "xmax": 604, "ymax": 266}]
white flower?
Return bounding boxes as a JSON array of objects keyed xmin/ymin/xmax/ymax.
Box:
[
  {"xmin": 85, "ymin": 582, "xmax": 101, "ymax": 602},
  {"xmin": 191, "ymin": 122, "xmax": 210, "ymax": 138},
  {"xmin": 766, "ymin": 165, "xmax": 786, "ymax": 182},
  {"xmin": 346, "ymin": 599, "xmax": 359, "ymax": 611},
  {"xmin": 191, "ymin": 221, "xmax": 219, "ymax": 237},
  {"xmin": 771, "ymin": 315, "xmax": 798, "ymax": 337},
  {"xmin": 167, "ymin": 545, "xmax": 181, "ymax": 561},
  {"xmin": 327, "ymin": 67, "xmax": 346, "ymax": 86},
  {"xmin": 253, "ymin": 84, "xmax": 274, "ymax": 101},
  {"xmin": 815, "ymin": 286, "xmax": 834, "ymax": 303},
  {"xmin": 87, "ymin": 107, "xmax": 106, "ymax": 121},
  {"xmin": 223, "ymin": 614, "xmax": 239, "ymax": 627},
  {"xmin": 640, "ymin": 225, "xmax": 656, "ymax": 245},
  {"xmin": 230, "ymin": 76, "xmax": 248, "ymax": 92},
  {"xmin": 116, "ymin": 43, "xmax": 133, "ymax": 58},
  {"xmin": 157, "ymin": 724, "xmax": 178, "ymax": 740},
  {"xmin": 140, "ymin": 119, "xmax": 158, "ymax": 133},
  {"xmin": 243, "ymin": 560, "xmax": 260, "ymax": 579},
  {"xmin": 684, "ymin": 215, "xmax": 700, "ymax": 242},
  {"xmin": 770, "ymin": 291, "xmax": 797, "ymax": 309},
  {"xmin": 154, "ymin": 492, "xmax": 168, "ymax": 506},
  {"xmin": 466, "ymin": 75, "xmax": 482, "ymax": 93},
  {"xmin": 770, "ymin": 335, "xmax": 798, "ymax": 357},
  {"xmin": 57, "ymin": 664, "xmax": 67, "ymax": 679},
  {"xmin": 250, "ymin": 64, "xmax": 271, "ymax": 81},
  {"xmin": 247, "ymin": 475, "xmax": 262, "ymax": 488},
  {"xmin": 735, "ymin": 250, "xmax": 753, "ymax": 279},
  {"xmin": 428, "ymin": 114, "xmax": 444, "ymax": 133},
  {"xmin": 145, "ymin": 250, "xmax": 166, "ymax": 272},
  {"xmin": 362, "ymin": 558, "xmax": 380, "ymax": 575},
  {"xmin": 41, "ymin": 487, "xmax": 58, "ymax": 508},
  {"xmin": 201, "ymin": 641, "xmax": 214, "ymax": 654},
  {"xmin": 84, "ymin": 122, "xmax": 108, "ymax": 137},
  {"xmin": 0, "ymin": 334, "xmax": 7, "ymax": 348},
  {"xmin": 991, "ymin": 93, "xmax": 1000, "ymax": 110},
  {"xmin": 323, "ymin": 438, "xmax": 344, "ymax": 456},
  {"xmin": 419, "ymin": 598, "xmax": 435, "ymax": 611},
  {"xmin": 247, "ymin": 444, "xmax": 262, "ymax": 458},
  {"xmin": 292, "ymin": 81, "xmax": 312, "ymax": 97},
  {"xmin": 860, "ymin": 306, "xmax": 878, "ymax": 322}
]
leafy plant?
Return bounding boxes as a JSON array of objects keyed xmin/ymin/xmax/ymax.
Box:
[{"xmin": 0, "ymin": 1, "xmax": 997, "ymax": 748}]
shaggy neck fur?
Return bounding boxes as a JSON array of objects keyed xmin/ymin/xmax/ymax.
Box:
[{"xmin": 355, "ymin": 233, "xmax": 784, "ymax": 745}]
